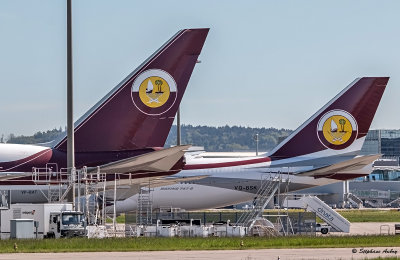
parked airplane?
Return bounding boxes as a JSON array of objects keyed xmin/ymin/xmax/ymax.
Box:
[
  {"xmin": 0, "ymin": 28, "xmax": 209, "ymax": 187},
  {"xmin": 114, "ymin": 77, "xmax": 389, "ymax": 211}
]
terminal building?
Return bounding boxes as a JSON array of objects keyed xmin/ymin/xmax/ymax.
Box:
[
  {"xmin": 361, "ymin": 129, "xmax": 400, "ymax": 158},
  {"xmin": 292, "ymin": 129, "xmax": 400, "ymax": 208},
  {"xmin": 360, "ymin": 129, "xmax": 400, "ymax": 181}
]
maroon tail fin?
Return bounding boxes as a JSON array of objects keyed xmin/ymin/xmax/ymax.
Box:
[
  {"xmin": 54, "ymin": 29, "xmax": 209, "ymax": 152},
  {"xmin": 269, "ymin": 77, "xmax": 389, "ymax": 160}
]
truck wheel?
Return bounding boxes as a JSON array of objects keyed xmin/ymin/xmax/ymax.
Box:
[{"xmin": 321, "ymin": 228, "xmax": 328, "ymax": 234}]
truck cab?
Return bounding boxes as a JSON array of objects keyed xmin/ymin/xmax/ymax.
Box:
[{"xmin": 47, "ymin": 211, "xmax": 85, "ymax": 238}]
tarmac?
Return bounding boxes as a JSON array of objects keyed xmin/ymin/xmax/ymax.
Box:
[
  {"xmin": 0, "ymin": 248, "xmax": 399, "ymax": 260},
  {"xmin": 349, "ymin": 222, "xmax": 397, "ymax": 235},
  {"xmin": 325, "ymin": 222, "xmax": 398, "ymax": 236}
]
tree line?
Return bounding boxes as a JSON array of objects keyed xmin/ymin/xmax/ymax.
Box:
[
  {"xmin": 165, "ymin": 125, "xmax": 292, "ymax": 152},
  {"xmin": 4, "ymin": 127, "xmax": 64, "ymax": 145},
  {"xmin": 3, "ymin": 125, "xmax": 292, "ymax": 152}
]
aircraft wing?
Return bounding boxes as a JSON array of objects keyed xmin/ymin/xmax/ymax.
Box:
[
  {"xmin": 297, "ymin": 154, "xmax": 381, "ymax": 177},
  {"xmin": 87, "ymin": 145, "xmax": 191, "ymax": 174},
  {"xmin": 102, "ymin": 175, "xmax": 208, "ymax": 201}
]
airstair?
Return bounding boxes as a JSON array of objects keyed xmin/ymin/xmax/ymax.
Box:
[
  {"xmin": 365, "ymin": 199, "xmax": 384, "ymax": 208},
  {"xmin": 236, "ymin": 173, "xmax": 280, "ymax": 230},
  {"xmin": 80, "ymin": 167, "xmax": 106, "ymax": 225},
  {"xmin": 347, "ymin": 193, "xmax": 363, "ymax": 208},
  {"xmin": 387, "ymin": 197, "xmax": 400, "ymax": 207},
  {"xmin": 136, "ymin": 187, "xmax": 153, "ymax": 225},
  {"xmin": 284, "ymin": 195, "xmax": 350, "ymax": 233}
]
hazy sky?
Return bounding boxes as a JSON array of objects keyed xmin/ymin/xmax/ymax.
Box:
[{"xmin": 0, "ymin": 0, "xmax": 399, "ymax": 136}]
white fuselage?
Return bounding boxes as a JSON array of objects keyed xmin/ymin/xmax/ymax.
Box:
[
  {"xmin": 0, "ymin": 142, "xmax": 372, "ymax": 212},
  {"xmin": 113, "ymin": 155, "xmax": 370, "ymax": 213}
]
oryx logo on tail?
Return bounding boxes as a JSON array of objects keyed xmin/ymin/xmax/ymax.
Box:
[
  {"xmin": 317, "ymin": 109, "xmax": 358, "ymax": 150},
  {"xmin": 131, "ymin": 69, "xmax": 177, "ymax": 115}
]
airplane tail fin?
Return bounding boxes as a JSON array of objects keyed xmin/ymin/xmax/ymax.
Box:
[
  {"xmin": 268, "ymin": 77, "xmax": 389, "ymax": 161},
  {"xmin": 54, "ymin": 28, "xmax": 209, "ymax": 152}
]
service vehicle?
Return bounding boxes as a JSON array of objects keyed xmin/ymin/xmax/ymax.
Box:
[{"xmin": 0, "ymin": 203, "xmax": 85, "ymax": 239}]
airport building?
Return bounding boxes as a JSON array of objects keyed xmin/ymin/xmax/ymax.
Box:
[
  {"xmin": 361, "ymin": 129, "xmax": 400, "ymax": 157},
  {"xmin": 360, "ymin": 129, "xmax": 400, "ymax": 182}
]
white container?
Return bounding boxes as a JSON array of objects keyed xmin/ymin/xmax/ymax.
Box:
[
  {"xmin": 86, "ymin": 225, "xmax": 108, "ymax": 239},
  {"xmin": 10, "ymin": 219, "xmax": 35, "ymax": 239},
  {"xmin": 226, "ymin": 226, "xmax": 246, "ymax": 237},
  {"xmin": 158, "ymin": 226, "xmax": 177, "ymax": 237},
  {"xmin": 211, "ymin": 225, "xmax": 227, "ymax": 237},
  {"xmin": 190, "ymin": 226, "xmax": 209, "ymax": 237},
  {"xmin": 210, "ymin": 225, "xmax": 246, "ymax": 237},
  {"xmin": 144, "ymin": 225, "xmax": 157, "ymax": 237}
]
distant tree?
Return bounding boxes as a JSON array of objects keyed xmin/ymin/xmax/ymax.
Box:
[
  {"xmin": 165, "ymin": 125, "xmax": 292, "ymax": 152},
  {"xmin": 8, "ymin": 125, "xmax": 293, "ymax": 152},
  {"xmin": 7, "ymin": 127, "xmax": 64, "ymax": 144}
]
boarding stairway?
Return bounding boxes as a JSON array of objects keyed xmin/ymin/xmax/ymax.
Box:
[
  {"xmin": 236, "ymin": 173, "xmax": 280, "ymax": 230},
  {"xmin": 365, "ymin": 200, "xmax": 384, "ymax": 208},
  {"xmin": 284, "ymin": 195, "xmax": 350, "ymax": 233},
  {"xmin": 347, "ymin": 193, "xmax": 363, "ymax": 208},
  {"xmin": 136, "ymin": 188, "xmax": 153, "ymax": 225},
  {"xmin": 81, "ymin": 167, "xmax": 106, "ymax": 225},
  {"xmin": 387, "ymin": 197, "xmax": 400, "ymax": 207}
]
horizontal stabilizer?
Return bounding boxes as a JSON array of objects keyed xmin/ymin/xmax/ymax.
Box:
[
  {"xmin": 88, "ymin": 145, "xmax": 191, "ymax": 174},
  {"xmin": 0, "ymin": 172, "xmax": 32, "ymax": 181},
  {"xmin": 297, "ymin": 154, "xmax": 381, "ymax": 177}
]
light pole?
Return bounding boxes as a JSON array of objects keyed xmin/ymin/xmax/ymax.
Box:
[
  {"xmin": 66, "ymin": 0, "xmax": 75, "ymax": 208},
  {"xmin": 254, "ymin": 133, "xmax": 259, "ymax": 156}
]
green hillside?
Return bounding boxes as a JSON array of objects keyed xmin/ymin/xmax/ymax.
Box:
[
  {"xmin": 166, "ymin": 125, "xmax": 291, "ymax": 152},
  {"xmin": 4, "ymin": 125, "xmax": 292, "ymax": 152}
]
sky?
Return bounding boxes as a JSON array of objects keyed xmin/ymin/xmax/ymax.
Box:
[{"xmin": 0, "ymin": 0, "xmax": 399, "ymax": 136}]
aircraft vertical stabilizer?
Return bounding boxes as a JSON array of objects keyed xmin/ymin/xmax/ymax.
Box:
[
  {"xmin": 268, "ymin": 77, "xmax": 389, "ymax": 160},
  {"xmin": 54, "ymin": 29, "xmax": 209, "ymax": 152}
]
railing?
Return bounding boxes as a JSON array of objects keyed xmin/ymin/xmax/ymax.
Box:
[
  {"xmin": 31, "ymin": 164, "xmax": 106, "ymax": 208},
  {"xmin": 32, "ymin": 165, "xmax": 70, "ymax": 184},
  {"xmin": 235, "ymin": 172, "xmax": 280, "ymax": 228},
  {"xmin": 137, "ymin": 190, "xmax": 153, "ymax": 225}
]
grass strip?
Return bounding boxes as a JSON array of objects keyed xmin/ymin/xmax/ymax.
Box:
[
  {"xmin": 338, "ymin": 210, "xmax": 400, "ymax": 222},
  {"xmin": 0, "ymin": 235, "xmax": 399, "ymax": 253},
  {"xmin": 118, "ymin": 210, "xmax": 400, "ymax": 224}
]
